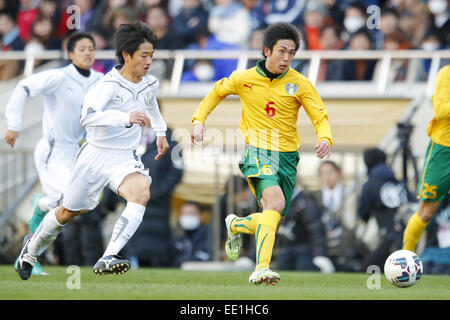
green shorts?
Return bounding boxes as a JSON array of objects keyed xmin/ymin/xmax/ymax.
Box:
[
  {"xmin": 417, "ymin": 141, "xmax": 450, "ymax": 202},
  {"xmin": 238, "ymin": 145, "xmax": 300, "ymax": 216}
]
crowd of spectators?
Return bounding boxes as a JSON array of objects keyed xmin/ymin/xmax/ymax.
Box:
[{"xmin": 1, "ymin": 0, "xmax": 449, "ymax": 81}]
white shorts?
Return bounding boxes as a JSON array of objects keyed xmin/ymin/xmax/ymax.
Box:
[
  {"xmin": 34, "ymin": 138, "xmax": 79, "ymax": 209},
  {"xmin": 62, "ymin": 143, "xmax": 151, "ymax": 211}
]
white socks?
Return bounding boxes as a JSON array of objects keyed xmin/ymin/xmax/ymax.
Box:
[
  {"xmin": 103, "ymin": 202, "xmax": 146, "ymax": 257},
  {"xmin": 27, "ymin": 208, "xmax": 64, "ymax": 257},
  {"xmin": 26, "ymin": 202, "xmax": 145, "ymax": 258}
]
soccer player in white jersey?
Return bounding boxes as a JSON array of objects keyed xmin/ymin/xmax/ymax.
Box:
[
  {"xmin": 4, "ymin": 32, "xmax": 103, "ymax": 275},
  {"xmin": 16, "ymin": 21, "xmax": 170, "ymax": 280}
]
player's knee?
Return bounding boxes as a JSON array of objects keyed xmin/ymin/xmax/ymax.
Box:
[
  {"xmin": 57, "ymin": 206, "xmax": 81, "ymax": 224},
  {"xmin": 127, "ymin": 186, "xmax": 150, "ymax": 206},
  {"xmin": 268, "ymin": 199, "xmax": 285, "ymax": 214},
  {"xmin": 262, "ymin": 191, "xmax": 285, "ymax": 214},
  {"xmin": 418, "ymin": 201, "xmax": 440, "ymax": 222}
]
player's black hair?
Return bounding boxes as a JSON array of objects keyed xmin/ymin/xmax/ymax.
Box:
[
  {"xmin": 114, "ymin": 20, "xmax": 158, "ymax": 65},
  {"xmin": 262, "ymin": 22, "xmax": 300, "ymax": 58},
  {"xmin": 66, "ymin": 31, "xmax": 96, "ymax": 53}
]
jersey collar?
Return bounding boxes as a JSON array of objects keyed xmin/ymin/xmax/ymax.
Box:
[{"xmin": 256, "ymin": 59, "xmax": 289, "ymax": 80}]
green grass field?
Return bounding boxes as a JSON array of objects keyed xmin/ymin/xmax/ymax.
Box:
[{"xmin": 0, "ymin": 265, "xmax": 449, "ymax": 300}]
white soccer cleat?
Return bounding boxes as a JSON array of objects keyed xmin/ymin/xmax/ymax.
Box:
[
  {"xmin": 16, "ymin": 234, "xmax": 37, "ymax": 280},
  {"xmin": 93, "ymin": 255, "xmax": 130, "ymax": 276},
  {"xmin": 225, "ymin": 214, "xmax": 241, "ymax": 261},
  {"xmin": 249, "ymin": 268, "xmax": 280, "ymax": 286}
]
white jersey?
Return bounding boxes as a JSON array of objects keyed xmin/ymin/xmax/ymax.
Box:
[
  {"xmin": 81, "ymin": 66, "xmax": 167, "ymax": 150},
  {"xmin": 5, "ymin": 64, "xmax": 103, "ymax": 145}
]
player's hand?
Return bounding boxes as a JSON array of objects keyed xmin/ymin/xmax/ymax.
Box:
[
  {"xmin": 4, "ymin": 129, "xmax": 18, "ymax": 148},
  {"xmin": 155, "ymin": 136, "xmax": 169, "ymax": 160},
  {"xmin": 315, "ymin": 140, "xmax": 331, "ymax": 159},
  {"xmin": 191, "ymin": 124, "xmax": 205, "ymax": 144},
  {"xmin": 143, "ymin": 115, "xmax": 151, "ymax": 128},
  {"xmin": 129, "ymin": 111, "xmax": 148, "ymax": 127}
]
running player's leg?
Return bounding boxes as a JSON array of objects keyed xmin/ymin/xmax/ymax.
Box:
[
  {"xmin": 93, "ymin": 172, "xmax": 149, "ymax": 275},
  {"xmin": 29, "ymin": 140, "xmax": 77, "ymax": 232},
  {"xmin": 403, "ymin": 142, "xmax": 450, "ymax": 251},
  {"xmin": 403, "ymin": 200, "xmax": 440, "ymax": 251},
  {"xmin": 102, "ymin": 172, "xmax": 149, "ymax": 257},
  {"xmin": 17, "ymin": 205, "xmax": 84, "ymax": 280}
]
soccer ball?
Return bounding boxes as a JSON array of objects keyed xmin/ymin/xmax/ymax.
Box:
[{"xmin": 384, "ymin": 250, "xmax": 423, "ymax": 288}]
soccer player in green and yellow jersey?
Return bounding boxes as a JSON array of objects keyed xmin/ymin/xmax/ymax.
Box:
[
  {"xmin": 402, "ymin": 65, "xmax": 450, "ymax": 252},
  {"xmin": 191, "ymin": 23, "xmax": 333, "ymax": 285}
]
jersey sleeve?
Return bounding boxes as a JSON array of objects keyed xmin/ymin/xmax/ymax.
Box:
[
  {"xmin": 4, "ymin": 69, "xmax": 64, "ymax": 131},
  {"xmin": 298, "ymin": 80, "xmax": 333, "ymax": 147},
  {"xmin": 192, "ymin": 70, "xmax": 240, "ymax": 124},
  {"xmin": 80, "ymin": 81, "xmax": 130, "ymax": 127},
  {"xmin": 432, "ymin": 66, "xmax": 450, "ymax": 120},
  {"xmin": 145, "ymin": 95, "xmax": 167, "ymax": 136}
]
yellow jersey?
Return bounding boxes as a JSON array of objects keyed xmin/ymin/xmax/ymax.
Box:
[
  {"xmin": 192, "ymin": 61, "xmax": 333, "ymax": 152},
  {"xmin": 428, "ymin": 64, "xmax": 450, "ymax": 147}
]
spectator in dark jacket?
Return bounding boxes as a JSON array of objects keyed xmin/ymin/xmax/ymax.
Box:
[
  {"xmin": 358, "ymin": 148, "xmax": 408, "ymax": 271},
  {"xmin": 174, "ymin": 201, "xmax": 213, "ymax": 267},
  {"xmin": 109, "ymin": 122, "xmax": 184, "ymax": 268},
  {"xmin": 172, "ymin": 0, "xmax": 209, "ymax": 48},
  {"xmin": 341, "ymin": 29, "xmax": 377, "ymax": 81},
  {"xmin": 276, "ymin": 187, "xmax": 335, "ymax": 273}
]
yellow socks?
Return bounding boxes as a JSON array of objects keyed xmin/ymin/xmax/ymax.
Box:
[
  {"xmin": 229, "ymin": 209, "xmax": 281, "ymax": 270},
  {"xmin": 255, "ymin": 209, "xmax": 281, "ymax": 270},
  {"xmin": 231, "ymin": 212, "xmax": 261, "ymax": 235},
  {"xmin": 402, "ymin": 212, "xmax": 429, "ymax": 251}
]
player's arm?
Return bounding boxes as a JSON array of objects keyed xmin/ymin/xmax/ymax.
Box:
[
  {"xmin": 191, "ymin": 71, "xmax": 239, "ymax": 143},
  {"xmin": 145, "ymin": 95, "xmax": 169, "ymax": 160},
  {"xmin": 4, "ymin": 70, "xmax": 63, "ymax": 147},
  {"xmin": 432, "ymin": 66, "xmax": 450, "ymax": 120},
  {"xmin": 81, "ymin": 82, "xmax": 141, "ymax": 128},
  {"xmin": 299, "ymin": 81, "xmax": 333, "ymax": 159}
]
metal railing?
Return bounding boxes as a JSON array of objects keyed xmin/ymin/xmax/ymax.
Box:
[
  {"xmin": 1, "ymin": 49, "xmax": 449, "ymax": 97},
  {"xmin": 0, "ymin": 149, "xmax": 37, "ymax": 217}
]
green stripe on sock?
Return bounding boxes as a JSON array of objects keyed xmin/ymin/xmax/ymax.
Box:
[
  {"xmin": 236, "ymin": 217, "xmax": 252, "ymax": 222},
  {"xmin": 257, "ymin": 232, "xmax": 268, "ymax": 265},
  {"xmin": 234, "ymin": 224, "xmax": 252, "ymax": 232},
  {"xmin": 255, "ymin": 224, "xmax": 261, "ymax": 244}
]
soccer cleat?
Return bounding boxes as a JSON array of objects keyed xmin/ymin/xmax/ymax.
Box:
[
  {"xmin": 93, "ymin": 255, "xmax": 130, "ymax": 276},
  {"xmin": 16, "ymin": 234, "xmax": 37, "ymax": 280},
  {"xmin": 225, "ymin": 214, "xmax": 241, "ymax": 261},
  {"xmin": 14, "ymin": 259, "xmax": 49, "ymax": 276},
  {"xmin": 248, "ymin": 268, "xmax": 280, "ymax": 286}
]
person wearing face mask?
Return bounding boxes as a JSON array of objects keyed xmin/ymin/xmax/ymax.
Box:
[
  {"xmin": 343, "ymin": 2, "xmax": 367, "ymax": 36},
  {"xmin": 174, "ymin": 201, "xmax": 213, "ymax": 267},
  {"xmin": 181, "ymin": 60, "xmax": 216, "ymax": 82},
  {"xmin": 417, "ymin": 32, "xmax": 449, "ymax": 81},
  {"xmin": 426, "ymin": 0, "xmax": 450, "ymax": 47}
]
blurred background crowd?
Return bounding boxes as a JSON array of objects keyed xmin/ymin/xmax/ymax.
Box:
[{"xmin": 1, "ymin": 0, "xmax": 450, "ymax": 81}]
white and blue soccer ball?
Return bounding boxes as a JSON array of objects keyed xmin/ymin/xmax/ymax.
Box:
[{"xmin": 384, "ymin": 250, "xmax": 423, "ymax": 288}]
